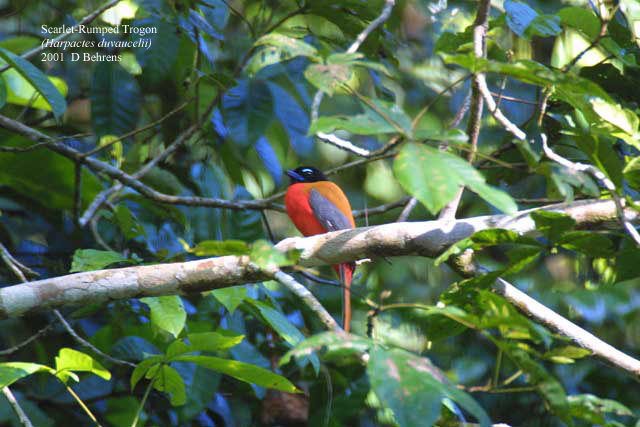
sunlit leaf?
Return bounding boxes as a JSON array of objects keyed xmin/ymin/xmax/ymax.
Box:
[
  {"xmin": 393, "ymin": 143, "xmax": 517, "ymax": 214},
  {"xmin": 55, "ymin": 348, "xmax": 111, "ymax": 383},
  {"xmin": 0, "ymin": 47, "xmax": 67, "ymax": 118},
  {"xmin": 140, "ymin": 296, "xmax": 187, "ymax": 338},
  {"xmin": 175, "ymin": 355, "xmax": 299, "ymax": 393},
  {"xmin": 70, "ymin": 249, "xmax": 129, "ymax": 272},
  {"xmin": 0, "ymin": 362, "xmax": 54, "ymax": 388}
]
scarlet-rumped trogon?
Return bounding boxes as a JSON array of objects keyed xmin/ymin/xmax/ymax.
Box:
[{"xmin": 284, "ymin": 166, "xmax": 355, "ymax": 333}]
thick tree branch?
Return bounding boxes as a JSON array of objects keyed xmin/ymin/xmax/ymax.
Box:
[
  {"xmin": 1, "ymin": 198, "xmax": 636, "ymax": 319},
  {"xmin": 2, "ymin": 199, "xmax": 639, "ymax": 377}
]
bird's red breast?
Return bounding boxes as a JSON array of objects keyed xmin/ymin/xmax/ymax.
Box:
[{"xmin": 285, "ymin": 181, "xmax": 355, "ymax": 237}]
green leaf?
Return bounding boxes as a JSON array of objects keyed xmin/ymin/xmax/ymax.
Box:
[
  {"xmin": 280, "ymin": 332, "xmax": 372, "ymax": 367},
  {"xmin": 0, "ymin": 134, "xmax": 103, "ymax": 211},
  {"xmin": 91, "ymin": 62, "xmax": 141, "ymax": 138},
  {"xmin": 140, "ymin": 296, "xmax": 187, "ymax": 338},
  {"xmin": 0, "ymin": 47, "xmax": 67, "ymax": 119},
  {"xmin": 500, "ymin": 344, "xmax": 570, "ymax": 422},
  {"xmin": 182, "ymin": 239, "xmax": 249, "ymax": 256},
  {"xmin": 0, "ymin": 362, "xmax": 54, "ymax": 388},
  {"xmin": 175, "ymin": 355, "xmax": 299, "ymax": 393},
  {"xmin": 471, "ymin": 229, "xmax": 542, "ymax": 247},
  {"xmin": 0, "ymin": 77, "xmax": 6, "ymax": 108},
  {"xmin": 393, "ymin": 143, "xmax": 517, "ymax": 215},
  {"xmin": 530, "ymin": 210, "xmax": 576, "ymax": 242},
  {"xmin": 246, "ymin": 299, "xmax": 320, "ymax": 373},
  {"xmin": 249, "ymin": 239, "xmax": 300, "ymax": 271},
  {"xmin": 248, "ymin": 33, "xmax": 319, "ymax": 75},
  {"xmin": 368, "ymin": 347, "xmax": 491, "ymax": 427},
  {"xmin": 557, "ymin": 231, "xmax": 614, "ymax": 257},
  {"xmin": 590, "ymin": 98, "xmax": 638, "ymax": 136},
  {"xmin": 70, "ymin": 249, "xmax": 129, "ymax": 272},
  {"xmin": 442, "ymin": 54, "xmax": 614, "ymax": 125},
  {"xmin": 135, "ymin": 18, "xmax": 179, "ymax": 86},
  {"xmin": 504, "ymin": 1, "xmax": 561, "ymax": 39},
  {"xmin": 166, "ymin": 331, "xmax": 245, "ymax": 358},
  {"xmin": 413, "ymin": 128, "xmax": 468, "ymax": 142},
  {"xmin": 544, "ymin": 346, "xmax": 592, "ymax": 364},
  {"xmin": 246, "ymin": 299, "xmax": 304, "ymax": 346},
  {"xmin": 309, "ymin": 96, "xmax": 412, "ymax": 136},
  {"xmin": 304, "ymin": 63, "xmax": 352, "ymax": 96},
  {"xmin": 623, "ymin": 156, "xmax": 640, "ymax": 190},
  {"xmin": 130, "ymin": 356, "xmax": 164, "ymax": 391},
  {"xmin": 114, "ymin": 205, "xmax": 146, "ymax": 240},
  {"xmin": 568, "ymin": 393, "xmax": 632, "ymax": 425},
  {"xmin": 55, "ymin": 348, "xmax": 111, "ymax": 383},
  {"xmin": 211, "ymin": 287, "xmax": 248, "ymax": 314},
  {"xmin": 222, "ymin": 79, "xmax": 273, "ymax": 147},
  {"xmin": 153, "ymin": 365, "xmax": 186, "ymax": 406}
]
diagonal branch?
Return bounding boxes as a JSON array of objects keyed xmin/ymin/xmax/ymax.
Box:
[{"xmin": 493, "ymin": 277, "xmax": 640, "ymax": 377}]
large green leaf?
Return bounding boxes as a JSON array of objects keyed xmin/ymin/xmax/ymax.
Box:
[
  {"xmin": 368, "ymin": 346, "xmax": 491, "ymax": 427},
  {"xmin": 248, "ymin": 33, "xmax": 320, "ymax": 75},
  {"xmin": 304, "ymin": 63, "xmax": 352, "ymax": 96},
  {"xmin": 0, "ymin": 134, "xmax": 103, "ymax": 211},
  {"xmin": 54, "ymin": 348, "xmax": 111, "ymax": 383},
  {"xmin": 134, "ymin": 18, "xmax": 180, "ymax": 86},
  {"xmin": 211, "ymin": 287, "xmax": 248, "ymax": 314},
  {"xmin": 309, "ymin": 96, "xmax": 412, "ymax": 136},
  {"xmin": 152, "ymin": 365, "xmax": 186, "ymax": 406},
  {"xmin": 166, "ymin": 331, "xmax": 245, "ymax": 358},
  {"xmin": 568, "ymin": 393, "xmax": 632, "ymax": 425},
  {"xmin": 91, "ymin": 62, "xmax": 141, "ymax": 138},
  {"xmin": 0, "ymin": 47, "xmax": 67, "ymax": 118},
  {"xmin": 246, "ymin": 299, "xmax": 320, "ymax": 373},
  {"xmin": 140, "ymin": 296, "xmax": 187, "ymax": 338},
  {"xmin": 70, "ymin": 249, "xmax": 130, "ymax": 272},
  {"xmin": 0, "ymin": 362, "xmax": 54, "ymax": 388},
  {"xmin": 442, "ymin": 54, "xmax": 629, "ymax": 129},
  {"xmin": 174, "ymin": 355, "xmax": 299, "ymax": 393},
  {"xmin": 393, "ymin": 143, "xmax": 517, "ymax": 214},
  {"xmin": 181, "ymin": 239, "xmax": 249, "ymax": 256}
]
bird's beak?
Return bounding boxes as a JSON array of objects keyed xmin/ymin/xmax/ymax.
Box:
[{"xmin": 286, "ymin": 169, "xmax": 304, "ymax": 182}]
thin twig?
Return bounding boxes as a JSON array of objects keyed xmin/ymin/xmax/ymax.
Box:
[
  {"xmin": 81, "ymin": 100, "xmax": 191, "ymax": 158},
  {"xmin": 53, "ymin": 310, "xmax": 136, "ymax": 367},
  {"xmin": 311, "ymin": 0, "xmax": 396, "ymax": 156},
  {"xmin": 0, "ymin": 322, "xmax": 55, "ymax": 356},
  {"xmin": 562, "ymin": 4, "xmax": 619, "ymax": 72},
  {"xmin": 541, "ymin": 134, "xmax": 640, "ymax": 246},
  {"xmin": 271, "ymin": 270, "xmax": 342, "ymax": 333},
  {"xmin": 396, "ymin": 197, "xmax": 418, "ymax": 222},
  {"xmin": 2, "ymin": 387, "xmax": 34, "ymax": 427},
  {"xmin": 439, "ymin": 0, "xmax": 491, "ymax": 221}
]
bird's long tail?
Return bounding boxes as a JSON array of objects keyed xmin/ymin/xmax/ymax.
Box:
[{"xmin": 338, "ymin": 262, "xmax": 355, "ymax": 333}]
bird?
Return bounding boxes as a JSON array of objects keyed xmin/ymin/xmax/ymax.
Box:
[{"xmin": 284, "ymin": 166, "xmax": 356, "ymax": 333}]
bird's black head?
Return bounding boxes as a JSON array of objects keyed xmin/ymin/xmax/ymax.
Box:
[{"xmin": 286, "ymin": 166, "xmax": 328, "ymax": 184}]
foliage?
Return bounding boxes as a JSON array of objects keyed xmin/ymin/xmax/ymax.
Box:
[{"xmin": 1, "ymin": 0, "xmax": 640, "ymax": 426}]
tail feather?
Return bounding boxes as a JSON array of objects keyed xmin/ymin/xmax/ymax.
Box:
[{"xmin": 338, "ymin": 263, "xmax": 355, "ymax": 333}]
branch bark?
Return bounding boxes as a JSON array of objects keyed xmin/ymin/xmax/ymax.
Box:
[{"xmin": 1, "ymin": 198, "xmax": 636, "ymax": 319}]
